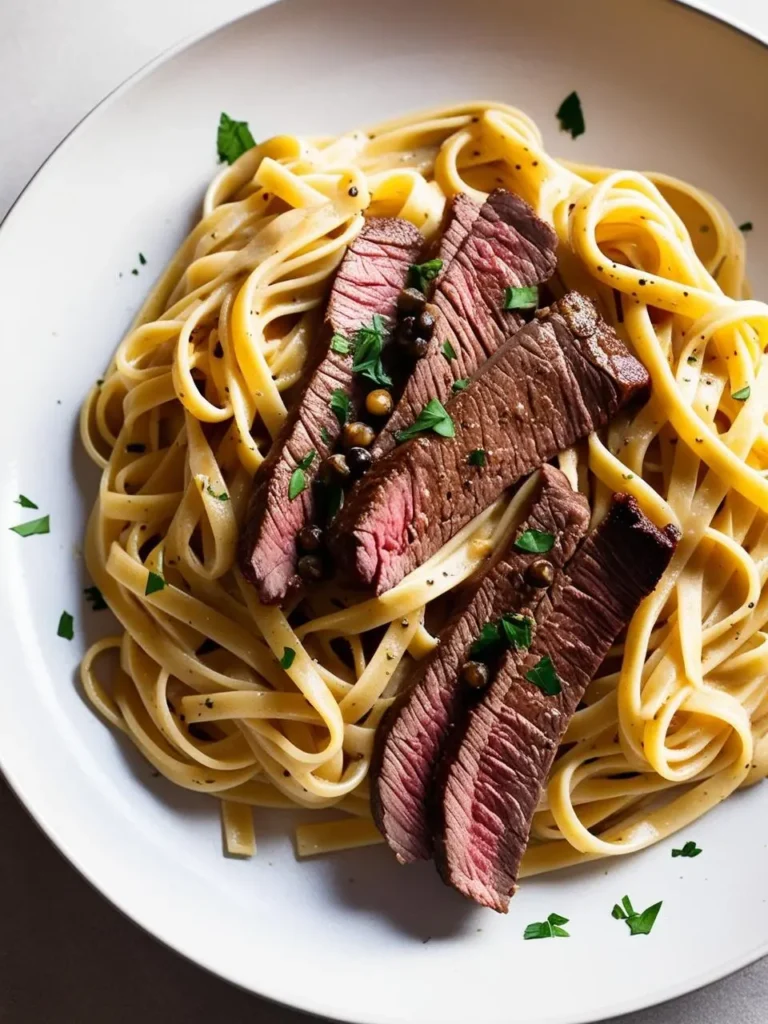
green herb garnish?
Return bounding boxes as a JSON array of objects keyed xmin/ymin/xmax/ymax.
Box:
[
  {"xmin": 288, "ymin": 450, "xmax": 316, "ymax": 501},
  {"xmin": 732, "ymin": 385, "xmax": 751, "ymax": 402},
  {"xmin": 525, "ymin": 655, "xmax": 561, "ymax": 696},
  {"xmin": 331, "ymin": 333, "xmax": 351, "ymax": 355},
  {"xmin": 469, "ymin": 613, "xmax": 532, "ymax": 661},
  {"xmin": 515, "ymin": 529, "xmax": 555, "ymax": 553},
  {"xmin": 320, "ymin": 425, "xmax": 332, "ymax": 445},
  {"xmin": 325, "ymin": 482, "xmax": 344, "ymax": 521},
  {"xmin": 468, "ymin": 449, "xmax": 486, "ymax": 467},
  {"xmin": 672, "ymin": 840, "xmax": 701, "ymax": 858},
  {"xmin": 395, "ymin": 399, "xmax": 455, "ymax": 443},
  {"xmin": 145, "ymin": 571, "xmax": 166, "ymax": 596},
  {"xmin": 469, "ymin": 621, "xmax": 502, "ymax": 660},
  {"xmin": 57, "ymin": 611, "xmax": 74, "ymax": 641},
  {"xmin": 352, "ymin": 314, "xmax": 392, "ymax": 387},
  {"xmin": 206, "ymin": 484, "xmax": 229, "ymax": 501},
  {"xmin": 408, "ymin": 258, "xmax": 443, "ymax": 293},
  {"xmin": 280, "ymin": 647, "xmax": 296, "ymax": 670},
  {"xmin": 504, "ymin": 285, "xmax": 539, "ymax": 311},
  {"xmin": 10, "ymin": 515, "xmax": 50, "ymax": 537},
  {"xmin": 739, "ymin": 222, "xmax": 753, "ymax": 233},
  {"xmin": 217, "ymin": 112, "xmax": 257, "ymax": 164},
  {"xmin": 329, "ymin": 388, "xmax": 350, "ymax": 426},
  {"xmin": 523, "ymin": 912, "xmax": 570, "ymax": 940},
  {"xmin": 611, "ymin": 895, "xmax": 663, "ymax": 936},
  {"xmin": 14, "ymin": 495, "xmax": 38, "ymax": 509},
  {"xmin": 556, "ymin": 91, "xmax": 585, "ymax": 139},
  {"xmin": 83, "ymin": 585, "xmax": 107, "ymax": 611},
  {"xmin": 500, "ymin": 613, "xmax": 532, "ymax": 650},
  {"xmin": 442, "ymin": 340, "xmax": 457, "ymax": 361},
  {"xmin": 452, "ymin": 378, "xmax": 470, "ymax": 392}
]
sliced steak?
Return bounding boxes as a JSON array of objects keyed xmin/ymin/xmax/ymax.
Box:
[
  {"xmin": 434, "ymin": 494, "xmax": 679, "ymax": 912},
  {"xmin": 371, "ymin": 465, "xmax": 590, "ymax": 864},
  {"xmin": 330, "ymin": 292, "xmax": 650, "ymax": 596},
  {"xmin": 238, "ymin": 217, "xmax": 423, "ymax": 603},
  {"xmin": 373, "ymin": 190, "xmax": 557, "ymax": 456},
  {"xmin": 434, "ymin": 193, "xmax": 482, "ymax": 277}
]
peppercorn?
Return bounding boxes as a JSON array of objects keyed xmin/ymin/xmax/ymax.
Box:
[
  {"xmin": 298, "ymin": 524, "xmax": 323, "ymax": 552},
  {"xmin": 417, "ymin": 310, "xmax": 436, "ymax": 339},
  {"xmin": 343, "ymin": 421, "xmax": 375, "ymax": 449},
  {"xmin": 366, "ymin": 389, "xmax": 393, "ymax": 417},
  {"xmin": 397, "ymin": 287, "xmax": 427, "ymax": 317},
  {"xmin": 398, "ymin": 315, "xmax": 418, "ymax": 342},
  {"xmin": 346, "ymin": 446, "xmax": 372, "ymax": 478},
  {"xmin": 297, "ymin": 554, "xmax": 324, "ymax": 582},
  {"xmin": 526, "ymin": 558, "xmax": 554, "ymax": 588},
  {"xmin": 323, "ymin": 453, "xmax": 351, "ymax": 481},
  {"xmin": 405, "ymin": 336, "xmax": 430, "ymax": 360},
  {"xmin": 462, "ymin": 661, "xmax": 490, "ymax": 689}
]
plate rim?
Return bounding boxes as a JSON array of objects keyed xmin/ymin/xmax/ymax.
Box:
[{"xmin": 1, "ymin": 1, "xmax": 767, "ymax": 1020}]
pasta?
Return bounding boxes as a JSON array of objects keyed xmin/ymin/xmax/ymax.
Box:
[{"xmin": 79, "ymin": 101, "xmax": 768, "ymax": 876}]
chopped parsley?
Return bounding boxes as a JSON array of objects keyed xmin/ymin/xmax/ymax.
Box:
[
  {"xmin": 206, "ymin": 484, "xmax": 229, "ymax": 501},
  {"xmin": 523, "ymin": 912, "xmax": 570, "ymax": 940},
  {"xmin": 504, "ymin": 285, "xmax": 538, "ymax": 311},
  {"xmin": 10, "ymin": 514, "xmax": 50, "ymax": 537},
  {"xmin": 442, "ymin": 340, "xmax": 457, "ymax": 361},
  {"xmin": 470, "ymin": 613, "xmax": 532, "ymax": 661},
  {"xmin": 611, "ymin": 895, "xmax": 663, "ymax": 936},
  {"xmin": 145, "ymin": 571, "xmax": 166, "ymax": 596},
  {"xmin": 395, "ymin": 399, "xmax": 455, "ymax": 443},
  {"xmin": 14, "ymin": 495, "xmax": 38, "ymax": 509},
  {"xmin": 468, "ymin": 449, "xmax": 487, "ymax": 467},
  {"xmin": 320, "ymin": 425, "xmax": 332, "ymax": 445},
  {"xmin": 732, "ymin": 385, "xmax": 751, "ymax": 402},
  {"xmin": 739, "ymin": 222, "xmax": 753, "ymax": 233},
  {"xmin": 330, "ymin": 334, "xmax": 351, "ymax": 355},
  {"xmin": 351, "ymin": 314, "xmax": 392, "ymax": 387},
  {"xmin": 57, "ymin": 611, "xmax": 74, "ymax": 641},
  {"xmin": 83, "ymin": 585, "xmax": 107, "ymax": 611},
  {"xmin": 556, "ymin": 91, "xmax": 585, "ymax": 139},
  {"xmin": 280, "ymin": 646, "xmax": 296, "ymax": 670},
  {"xmin": 525, "ymin": 655, "xmax": 561, "ymax": 696},
  {"xmin": 217, "ymin": 112, "xmax": 257, "ymax": 164},
  {"xmin": 288, "ymin": 450, "xmax": 316, "ymax": 501},
  {"xmin": 672, "ymin": 840, "xmax": 702, "ymax": 858},
  {"xmin": 408, "ymin": 258, "xmax": 443, "ymax": 293},
  {"xmin": 329, "ymin": 388, "xmax": 350, "ymax": 426},
  {"xmin": 324, "ymin": 481, "xmax": 344, "ymax": 521},
  {"xmin": 138, "ymin": 252, "xmax": 147, "ymax": 265},
  {"xmin": 515, "ymin": 529, "xmax": 555, "ymax": 553},
  {"xmin": 452, "ymin": 378, "xmax": 470, "ymax": 392}
]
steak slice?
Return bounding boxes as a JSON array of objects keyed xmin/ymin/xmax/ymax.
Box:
[
  {"xmin": 330, "ymin": 292, "xmax": 650, "ymax": 596},
  {"xmin": 373, "ymin": 190, "xmax": 558, "ymax": 457},
  {"xmin": 371, "ymin": 465, "xmax": 590, "ymax": 864},
  {"xmin": 434, "ymin": 494, "xmax": 679, "ymax": 912},
  {"xmin": 238, "ymin": 217, "xmax": 423, "ymax": 603}
]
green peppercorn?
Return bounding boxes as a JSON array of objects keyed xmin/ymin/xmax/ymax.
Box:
[
  {"xmin": 461, "ymin": 661, "xmax": 490, "ymax": 689},
  {"xmin": 526, "ymin": 558, "xmax": 554, "ymax": 589},
  {"xmin": 323, "ymin": 453, "xmax": 351, "ymax": 481},
  {"xmin": 417, "ymin": 310, "xmax": 436, "ymax": 339},
  {"xmin": 343, "ymin": 421, "xmax": 375, "ymax": 449},
  {"xmin": 398, "ymin": 287, "xmax": 427, "ymax": 317},
  {"xmin": 366, "ymin": 389, "xmax": 393, "ymax": 417}
]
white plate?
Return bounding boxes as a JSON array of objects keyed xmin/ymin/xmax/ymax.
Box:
[{"xmin": 1, "ymin": 1, "xmax": 767, "ymax": 1021}]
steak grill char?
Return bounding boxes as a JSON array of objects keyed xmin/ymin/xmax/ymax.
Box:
[
  {"xmin": 435, "ymin": 494, "xmax": 679, "ymax": 912},
  {"xmin": 330, "ymin": 292, "xmax": 650, "ymax": 596},
  {"xmin": 371, "ymin": 465, "xmax": 590, "ymax": 864},
  {"xmin": 373, "ymin": 190, "xmax": 558, "ymax": 457},
  {"xmin": 238, "ymin": 217, "xmax": 423, "ymax": 604}
]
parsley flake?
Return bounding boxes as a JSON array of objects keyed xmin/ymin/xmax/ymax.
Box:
[
  {"xmin": 611, "ymin": 895, "xmax": 663, "ymax": 936},
  {"xmin": 556, "ymin": 91, "xmax": 585, "ymax": 139},
  {"xmin": 83, "ymin": 585, "xmax": 107, "ymax": 611},
  {"xmin": 10, "ymin": 515, "xmax": 50, "ymax": 537},
  {"xmin": 395, "ymin": 399, "xmax": 455, "ymax": 443},
  {"xmin": 672, "ymin": 840, "xmax": 702, "ymax": 858},
  {"xmin": 351, "ymin": 315, "xmax": 392, "ymax": 387},
  {"xmin": 206, "ymin": 484, "xmax": 229, "ymax": 501},
  {"xmin": 732, "ymin": 385, "xmax": 751, "ymax": 402},
  {"xmin": 525, "ymin": 655, "xmax": 561, "ymax": 696},
  {"xmin": 408, "ymin": 258, "xmax": 443, "ymax": 293},
  {"xmin": 145, "ymin": 571, "xmax": 166, "ymax": 596},
  {"xmin": 504, "ymin": 285, "xmax": 539, "ymax": 311},
  {"xmin": 470, "ymin": 613, "xmax": 532, "ymax": 661},
  {"xmin": 15, "ymin": 495, "xmax": 38, "ymax": 509},
  {"xmin": 288, "ymin": 450, "xmax": 316, "ymax": 501},
  {"xmin": 452, "ymin": 378, "xmax": 470, "ymax": 393},
  {"xmin": 138, "ymin": 252, "xmax": 147, "ymax": 265},
  {"xmin": 523, "ymin": 912, "xmax": 570, "ymax": 940},
  {"xmin": 57, "ymin": 611, "xmax": 74, "ymax": 641},
  {"xmin": 217, "ymin": 112, "xmax": 257, "ymax": 164},
  {"xmin": 468, "ymin": 449, "xmax": 486, "ymax": 467},
  {"xmin": 442, "ymin": 340, "xmax": 457, "ymax": 361},
  {"xmin": 500, "ymin": 614, "xmax": 532, "ymax": 650},
  {"xmin": 320, "ymin": 425, "xmax": 332, "ymax": 445},
  {"xmin": 329, "ymin": 388, "xmax": 350, "ymax": 426},
  {"xmin": 515, "ymin": 529, "xmax": 555, "ymax": 553},
  {"xmin": 280, "ymin": 647, "xmax": 296, "ymax": 670},
  {"xmin": 331, "ymin": 334, "xmax": 351, "ymax": 355}
]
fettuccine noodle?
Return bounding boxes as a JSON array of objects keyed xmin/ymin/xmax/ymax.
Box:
[{"xmin": 79, "ymin": 102, "xmax": 768, "ymax": 873}]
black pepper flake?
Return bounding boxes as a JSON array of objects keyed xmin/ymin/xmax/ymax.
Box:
[
  {"xmin": 348, "ymin": 186, "xmax": 358, "ymax": 197},
  {"xmin": 213, "ymin": 341, "xmax": 223, "ymax": 358},
  {"xmin": 126, "ymin": 443, "xmax": 146, "ymax": 453},
  {"xmin": 638, "ymin": 278, "xmax": 647, "ymax": 286},
  {"xmin": 426, "ymin": 578, "xmax": 434, "ymax": 585},
  {"xmin": 695, "ymin": 437, "xmax": 703, "ymax": 443},
  {"xmin": 749, "ymin": 602, "xmax": 755, "ymax": 609},
  {"xmin": 204, "ymin": 698, "xmax": 214, "ymax": 708}
]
